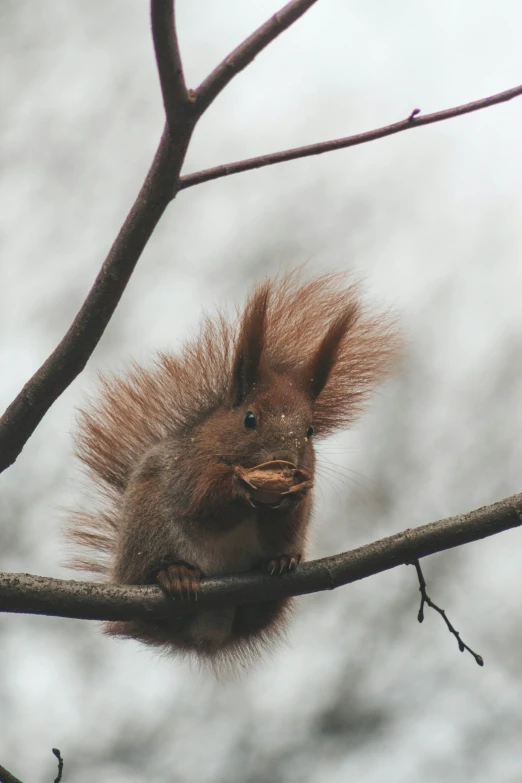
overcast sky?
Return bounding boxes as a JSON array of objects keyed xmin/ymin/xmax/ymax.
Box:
[{"xmin": 1, "ymin": 2, "xmax": 522, "ymax": 781}]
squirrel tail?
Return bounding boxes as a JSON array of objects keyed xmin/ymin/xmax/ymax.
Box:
[{"xmin": 66, "ymin": 318, "xmax": 233, "ymax": 574}]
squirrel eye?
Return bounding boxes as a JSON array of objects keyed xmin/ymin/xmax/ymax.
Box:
[
  {"xmin": 307, "ymin": 425, "xmax": 314, "ymax": 438},
  {"xmin": 244, "ymin": 411, "xmax": 257, "ymax": 429}
]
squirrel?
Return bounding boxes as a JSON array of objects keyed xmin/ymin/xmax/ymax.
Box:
[{"xmin": 67, "ymin": 271, "xmax": 400, "ymax": 667}]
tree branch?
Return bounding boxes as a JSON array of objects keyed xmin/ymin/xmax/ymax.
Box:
[
  {"xmin": 193, "ymin": 0, "xmax": 320, "ymax": 117},
  {"xmin": 0, "ymin": 1, "xmax": 194, "ymax": 474},
  {"xmin": 1, "ymin": 492, "xmax": 520, "ymax": 622},
  {"xmin": 0, "ymin": 125, "xmax": 181, "ymax": 475},
  {"xmin": 151, "ymin": 0, "xmax": 191, "ymax": 135},
  {"xmin": 0, "ymin": 0, "xmax": 319, "ymax": 474},
  {"xmin": 52, "ymin": 749, "xmax": 64, "ymax": 783},
  {"xmin": 179, "ymin": 83, "xmax": 522, "ymax": 190},
  {"xmin": 0, "ymin": 763, "xmax": 23, "ymax": 783}
]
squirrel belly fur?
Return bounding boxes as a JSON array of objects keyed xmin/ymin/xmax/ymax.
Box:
[{"xmin": 67, "ymin": 271, "xmax": 400, "ymax": 666}]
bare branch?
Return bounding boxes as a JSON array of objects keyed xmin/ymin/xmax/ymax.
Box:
[
  {"xmin": 0, "ymin": 763, "xmax": 23, "ymax": 783},
  {"xmin": 0, "ymin": 0, "xmax": 321, "ymax": 474},
  {"xmin": 151, "ymin": 0, "xmax": 191, "ymax": 134},
  {"xmin": 0, "ymin": 0, "xmax": 198, "ymax": 475},
  {"xmin": 193, "ymin": 0, "xmax": 320, "ymax": 116},
  {"xmin": 1, "ymin": 0, "xmax": 518, "ymax": 479},
  {"xmin": 409, "ymin": 559, "xmax": 484, "ymax": 667},
  {"xmin": 179, "ymin": 83, "xmax": 522, "ymax": 190},
  {"xmin": 0, "ymin": 126, "xmax": 178, "ymax": 474},
  {"xmin": 1, "ymin": 492, "xmax": 520, "ymax": 622}
]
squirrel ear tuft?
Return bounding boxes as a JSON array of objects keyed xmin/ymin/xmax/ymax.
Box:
[
  {"xmin": 305, "ymin": 303, "xmax": 359, "ymax": 400},
  {"xmin": 231, "ymin": 283, "xmax": 270, "ymax": 406}
]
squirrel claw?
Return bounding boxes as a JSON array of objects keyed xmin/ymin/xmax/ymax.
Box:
[
  {"xmin": 265, "ymin": 554, "xmax": 301, "ymax": 576},
  {"xmin": 233, "ymin": 467, "xmax": 257, "ymax": 508},
  {"xmin": 157, "ymin": 562, "xmax": 201, "ymax": 600}
]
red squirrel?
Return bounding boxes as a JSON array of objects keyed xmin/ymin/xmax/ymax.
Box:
[{"xmin": 68, "ymin": 271, "xmax": 399, "ymax": 665}]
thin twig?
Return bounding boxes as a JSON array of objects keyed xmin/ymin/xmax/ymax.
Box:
[
  {"xmin": 151, "ymin": 0, "xmax": 192, "ymax": 135},
  {"xmin": 0, "ymin": 492, "xmax": 520, "ymax": 622},
  {"xmin": 179, "ymin": 83, "xmax": 522, "ymax": 190},
  {"xmin": 193, "ymin": 0, "xmax": 320, "ymax": 116},
  {"xmin": 0, "ymin": 763, "xmax": 23, "ymax": 783},
  {"xmin": 52, "ymin": 749, "xmax": 63, "ymax": 783},
  {"xmin": 409, "ymin": 559, "xmax": 484, "ymax": 666}
]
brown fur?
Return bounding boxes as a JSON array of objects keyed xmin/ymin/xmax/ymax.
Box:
[{"xmin": 67, "ymin": 271, "xmax": 400, "ymax": 666}]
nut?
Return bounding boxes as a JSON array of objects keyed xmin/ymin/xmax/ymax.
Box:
[{"xmin": 236, "ymin": 460, "xmax": 312, "ymax": 506}]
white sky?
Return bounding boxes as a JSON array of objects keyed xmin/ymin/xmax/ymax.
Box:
[{"xmin": 1, "ymin": 2, "xmax": 522, "ymax": 781}]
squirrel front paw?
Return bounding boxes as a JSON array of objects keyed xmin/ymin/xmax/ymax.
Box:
[
  {"xmin": 233, "ymin": 467, "xmax": 258, "ymax": 508},
  {"xmin": 265, "ymin": 554, "xmax": 302, "ymax": 576},
  {"xmin": 157, "ymin": 562, "xmax": 201, "ymax": 600}
]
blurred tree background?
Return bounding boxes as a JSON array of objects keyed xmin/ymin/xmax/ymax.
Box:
[{"xmin": 1, "ymin": 1, "xmax": 522, "ymax": 781}]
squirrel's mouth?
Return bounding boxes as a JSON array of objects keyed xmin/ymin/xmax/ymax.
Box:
[{"xmin": 236, "ymin": 459, "xmax": 313, "ymax": 507}]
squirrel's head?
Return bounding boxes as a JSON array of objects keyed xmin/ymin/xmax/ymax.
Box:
[
  {"xmin": 222, "ymin": 367, "xmax": 316, "ymax": 473},
  {"xmin": 199, "ymin": 280, "xmax": 360, "ymax": 474}
]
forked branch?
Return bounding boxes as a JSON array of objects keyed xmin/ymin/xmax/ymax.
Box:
[
  {"xmin": 0, "ymin": 0, "xmax": 319, "ymax": 474},
  {"xmin": 1, "ymin": 1, "xmax": 521, "ymax": 476},
  {"xmin": 151, "ymin": 0, "xmax": 191, "ymax": 133},
  {"xmin": 409, "ymin": 559, "xmax": 484, "ymax": 666}
]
